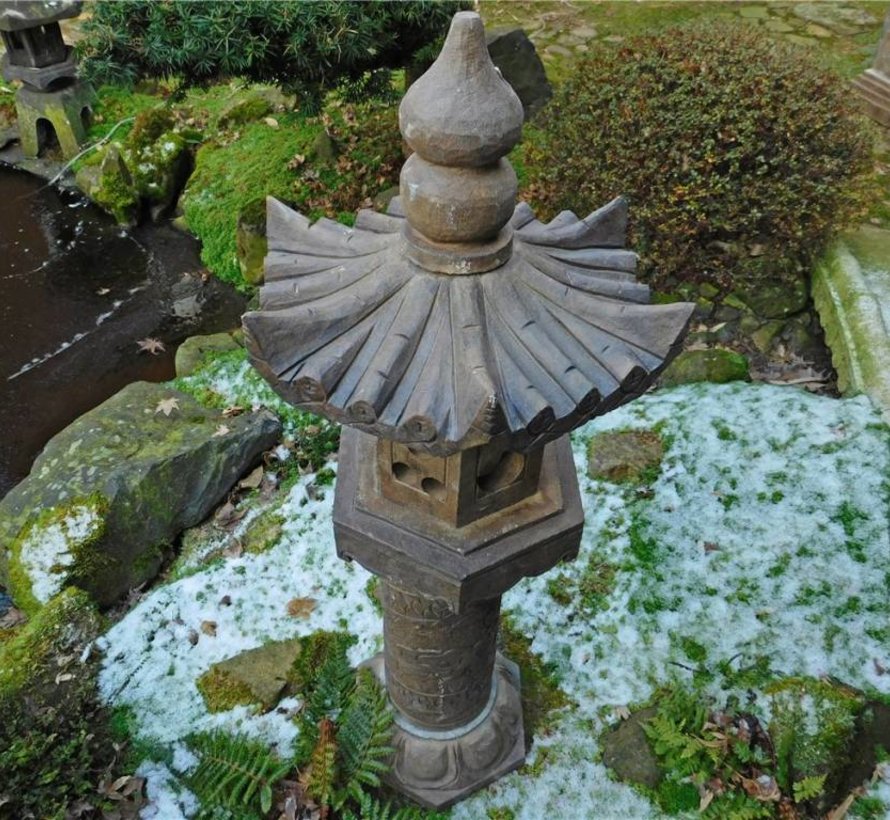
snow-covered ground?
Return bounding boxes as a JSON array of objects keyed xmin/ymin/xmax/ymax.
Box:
[{"xmin": 96, "ymin": 380, "xmax": 890, "ymax": 819}]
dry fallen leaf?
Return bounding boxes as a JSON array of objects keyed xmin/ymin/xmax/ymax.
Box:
[
  {"xmin": 264, "ymin": 116, "xmax": 279, "ymax": 128},
  {"xmin": 703, "ymin": 541, "xmax": 720, "ymax": 553},
  {"xmin": 200, "ymin": 620, "xmax": 217, "ymax": 637},
  {"xmin": 187, "ymin": 629, "xmax": 199, "ymax": 646},
  {"xmin": 287, "ymin": 597, "xmax": 317, "ymax": 619},
  {"xmin": 213, "ymin": 424, "xmax": 231, "ymax": 438},
  {"xmin": 0, "ymin": 606, "xmax": 26, "ymax": 629},
  {"xmin": 238, "ymin": 466, "xmax": 264, "ymax": 490},
  {"xmin": 223, "ymin": 541, "xmax": 244, "ymax": 558},
  {"xmin": 222, "ymin": 404, "xmax": 245, "ymax": 418},
  {"xmin": 154, "ymin": 397, "xmax": 180, "ymax": 417},
  {"xmin": 136, "ymin": 337, "xmax": 166, "ymax": 355},
  {"xmin": 96, "ymin": 287, "xmax": 111, "ymax": 296},
  {"xmin": 613, "ymin": 705, "xmax": 631, "ymax": 721}
]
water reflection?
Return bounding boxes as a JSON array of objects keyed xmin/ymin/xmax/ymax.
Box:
[{"xmin": 0, "ymin": 166, "xmax": 246, "ymax": 497}]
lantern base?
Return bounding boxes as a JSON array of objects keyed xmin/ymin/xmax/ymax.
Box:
[{"xmin": 365, "ymin": 652, "xmax": 526, "ymax": 810}]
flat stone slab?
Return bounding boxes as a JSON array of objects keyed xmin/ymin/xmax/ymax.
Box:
[
  {"xmin": 812, "ymin": 226, "xmax": 890, "ymax": 419},
  {"xmin": 0, "ymin": 381, "xmax": 280, "ymax": 611}
]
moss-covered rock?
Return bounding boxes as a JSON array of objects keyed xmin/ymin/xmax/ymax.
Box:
[
  {"xmin": 767, "ymin": 676, "xmax": 866, "ymax": 814},
  {"xmin": 601, "ymin": 706, "xmax": 663, "ymax": 791},
  {"xmin": 0, "ymin": 381, "xmax": 280, "ymax": 612},
  {"xmin": 735, "ymin": 274, "xmax": 809, "ymax": 319},
  {"xmin": 660, "ymin": 348, "xmax": 749, "ymax": 387},
  {"xmin": 196, "ymin": 638, "xmax": 303, "ymax": 713},
  {"xmin": 587, "ymin": 429, "xmax": 665, "ymax": 483},
  {"xmin": 174, "ymin": 331, "xmax": 241, "ymax": 378}
]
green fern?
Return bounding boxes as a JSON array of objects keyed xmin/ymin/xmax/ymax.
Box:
[
  {"xmin": 701, "ymin": 790, "xmax": 773, "ymax": 820},
  {"xmin": 334, "ymin": 668, "xmax": 394, "ymax": 808},
  {"xmin": 792, "ymin": 773, "xmax": 826, "ymax": 803},
  {"xmin": 307, "ymin": 717, "xmax": 338, "ymax": 810},
  {"xmin": 340, "ymin": 791, "xmax": 448, "ymax": 820},
  {"xmin": 293, "ymin": 634, "xmax": 357, "ymax": 764},
  {"xmin": 186, "ymin": 730, "xmax": 291, "ymax": 817}
]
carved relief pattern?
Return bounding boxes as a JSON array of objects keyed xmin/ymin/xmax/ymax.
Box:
[{"xmin": 382, "ymin": 582, "xmax": 500, "ymax": 730}]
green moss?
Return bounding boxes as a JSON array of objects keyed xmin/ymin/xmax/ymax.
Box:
[
  {"xmin": 499, "ymin": 613, "xmax": 574, "ymax": 748},
  {"xmin": 94, "ymin": 163, "xmax": 136, "ymax": 214},
  {"xmin": 180, "ymin": 113, "xmax": 318, "ymax": 290},
  {"xmin": 7, "ymin": 493, "xmax": 109, "ymax": 616},
  {"xmin": 767, "ymin": 676, "xmax": 865, "ymax": 796},
  {"xmin": 241, "ymin": 508, "xmax": 285, "ymax": 555},
  {"xmin": 0, "ymin": 588, "xmax": 100, "ymax": 695},
  {"xmin": 196, "ymin": 667, "xmax": 260, "ymax": 714}
]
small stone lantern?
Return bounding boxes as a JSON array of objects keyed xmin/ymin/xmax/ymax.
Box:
[
  {"xmin": 1, "ymin": 0, "xmax": 93, "ymax": 158},
  {"xmin": 244, "ymin": 11, "xmax": 693, "ymax": 809},
  {"xmin": 853, "ymin": 9, "xmax": 890, "ymax": 127}
]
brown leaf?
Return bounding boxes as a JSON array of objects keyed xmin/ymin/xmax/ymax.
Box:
[
  {"xmin": 154, "ymin": 397, "xmax": 180, "ymax": 417},
  {"xmin": 187, "ymin": 629, "xmax": 199, "ymax": 646},
  {"xmin": 200, "ymin": 620, "xmax": 217, "ymax": 637},
  {"xmin": 238, "ymin": 466, "xmax": 264, "ymax": 490},
  {"xmin": 0, "ymin": 606, "xmax": 27, "ymax": 629},
  {"xmin": 703, "ymin": 541, "xmax": 720, "ymax": 553},
  {"xmin": 136, "ymin": 337, "xmax": 166, "ymax": 355},
  {"xmin": 219, "ymin": 595, "xmax": 232, "ymax": 607},
  {"xmin": 223, "ymin": 541, "xmax": 243, "ymax": 558},
  {"xmin": 286, "ymin": 597, "xmax": 317, "ymax": 619},
  {"xmin": 222, "ymin": 404, "xmax": 245, "ymax": 418}
]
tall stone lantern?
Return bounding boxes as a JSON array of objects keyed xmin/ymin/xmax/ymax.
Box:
[
  {"xmin": 1, "ymin": 0, "xmax": 93, "ymax": 159},
  {"xmin": 244, "ymin": 11, "xmax": 694, "ymax": 810}
]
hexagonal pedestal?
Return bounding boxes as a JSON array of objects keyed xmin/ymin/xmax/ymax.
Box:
[{"xmin": 365, "ymin": 652, "xmax": 525, "ymax": 810}]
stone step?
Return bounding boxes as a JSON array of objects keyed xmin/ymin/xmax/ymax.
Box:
[
  {"xmin": 812, "ymin": 226, "xmax": 890, "ymax": 420},
  {"xmin": 851, "ymin": 70, "xmax": 890, "ymax": 126}
]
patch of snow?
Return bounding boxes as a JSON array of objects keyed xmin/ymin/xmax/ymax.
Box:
[
  {"xmin": 19, "ymin": 503, "xmax": 103, "ymax": 603},
  {"xmin": 137, "ymin": 761, "xmax": 199, "ymax": 819},
  {"xmin": 100, "ymin": 382, "xmax": 890, "ymax": 818}
]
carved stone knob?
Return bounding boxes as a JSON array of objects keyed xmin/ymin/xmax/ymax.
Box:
[{"xmin": 399, "ymin": 11, "xmax": 523, "ymax": 252}]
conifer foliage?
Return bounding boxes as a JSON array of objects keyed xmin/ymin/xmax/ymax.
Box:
[{"xmin": 78, "ymin": 1, "xmax": 465, "ymax": 109}]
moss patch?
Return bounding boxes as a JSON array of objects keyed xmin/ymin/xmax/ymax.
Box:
[
  {"xmin": 499, "ymin": 613, "xmax": 574, "ymax": 748},
  {"xmin": 7, "ymin": 493, "xmax": 109, "ymax": 616},
  {"xmin": 196, "ymin": 667, "xmax": 263, "ymax": 714},
  {"xmin": 241, "ymin": 508, "xmax": 285, "ymax": 555}
]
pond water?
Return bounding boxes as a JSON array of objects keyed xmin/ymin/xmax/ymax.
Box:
[{"xmin": 0, "ymin": 165, "xmax": 247, "ymax": 498}]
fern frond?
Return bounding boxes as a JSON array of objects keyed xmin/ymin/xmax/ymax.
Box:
[
  {"xmin": 306, "ymin": 717, "xmax": 338, "ymax": 814},
  {"xmin": 334, "ymin": 668, "xmax": 394, "ymax": 807},
  {"xmin": 186, "ymin": 730, "xmax": 291, "ymax": 817}
]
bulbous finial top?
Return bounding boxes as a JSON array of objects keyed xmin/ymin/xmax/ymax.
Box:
[{"xmin": 399, "ymin": 11, "xmax": 523, "ymax": 168}]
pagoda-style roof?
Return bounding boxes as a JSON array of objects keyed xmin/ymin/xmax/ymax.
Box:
[
  {"xmin": 243, "ymin": 195, "xmax": 693, "ymax": 456},
  {"xmin": 0, "ymin": 0, "xmax": 81, "ymax": 31},
  {"xmin": 243, "ymin": 10, "xmax": 693, "ymax": 456}
]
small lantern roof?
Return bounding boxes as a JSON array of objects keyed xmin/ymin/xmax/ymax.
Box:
[
  {"xmin": 243, "ymin": 12, "xmax": 694, "ymax": 457},
  {"xmin": 0, "ymin": 0, "xmax": 81, "ymax": 32}
]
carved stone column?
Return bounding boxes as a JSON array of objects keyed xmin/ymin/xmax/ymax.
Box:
[
  {"xmin": 243, "ymin": 10, "xmax": 694, "ymax": 810},
  {"xmin": 852, "ymin": 9, "xmax": 890, "ymax": 127}
]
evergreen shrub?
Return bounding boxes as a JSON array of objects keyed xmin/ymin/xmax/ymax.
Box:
[
  {"xmin": 78, "ymin": 1, "xmax": 464, "ymax": 109},
  {"xmin": 522, "ymin": 22, "xmax": 874, "ymax": 294}
]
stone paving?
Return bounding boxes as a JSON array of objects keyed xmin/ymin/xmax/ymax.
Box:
[{"xmin": 480, "ymin": 1, "xmax": 885, "ymax": 81}]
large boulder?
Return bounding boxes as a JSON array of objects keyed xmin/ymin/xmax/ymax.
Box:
[
  {"xmin": 0, "ymin": 382, "xmax": 280, "ymax": 612},
  {"xmin": 486, "ymin": 27, "xmax": 552, "ymax": 119}
]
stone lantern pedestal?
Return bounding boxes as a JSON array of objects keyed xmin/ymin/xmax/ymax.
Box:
[
  {"xmin": 244, "ymin": 10, "xmax": 694, "ymax": 810},
  {"xmin": 1, "ymin": 0, "xmax": 93, "ymax": 159},
  {"xmin": 334, "ymin": 430, "xmax": 583, "ymax": 805},
  {"xmin": 853, "ymin": 10, "xmax": 890, "ymax": 127}
]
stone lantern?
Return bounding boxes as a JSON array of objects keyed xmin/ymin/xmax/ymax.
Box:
[
  {"xmin": 853, "ymin": 10, "xmax": 890, "ymax": 127},
  {"xmin": 1, "ymin": 0, "xmax": 93, "ymax": 159},
  {"xmin": 244, "ymin": 11, "xmax": 694, "ymax": 810}
]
